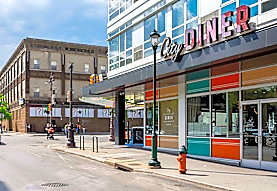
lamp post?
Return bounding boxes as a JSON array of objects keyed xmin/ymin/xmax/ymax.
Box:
[
  {"xmin": 48, "ymin": 73, "xmax": 55, "ymax": 127},
  {"xmin": 148, "ymin": 30, "xmax": 161, "ymax": 168},
  {"xmin": 67, "ymin": 63, "xmax": 76, "ymax": 148}
]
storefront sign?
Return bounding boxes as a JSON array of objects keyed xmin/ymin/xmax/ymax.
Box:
[{"xmin": 161, "ymin": 5, "xmax": 251, "ymax": 62}]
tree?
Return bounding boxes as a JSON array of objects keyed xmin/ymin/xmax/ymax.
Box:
[{"xmin": 0, "ymin": 94, "xmax": 12, "ymax": 120}]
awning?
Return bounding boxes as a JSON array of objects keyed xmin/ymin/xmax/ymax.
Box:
[{"xmin": 79, "ymin": 97, "xmax": 143, "ymax": 109}]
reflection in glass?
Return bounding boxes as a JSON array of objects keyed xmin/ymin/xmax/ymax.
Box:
[
  {"xmin": 172, "ymin": 0, "xmax": 184, "ymax": 28},
  {"xmin": 242, "ymin": 86, "xmax": 277, "ymax": 101},
  {"xmin": 242, "ymin": 104, "xmax": 259, "ymax": 160},
  {"xmin": 146, "ymin": 103, "xmax": 158, "ymax": 135},
  {"xmin": 212, "ymin": 92, "xmax": 239, "ymax": 137},
  {"xmin": 187, "ymin": 95, "xmax": 210, "ymax": 137},
  {"xmin": 187, "ymin": 0, "xmax": 198, "ymax": 20},
  {"xmin": 262, "ymin": 102, "xmax": 277, "ymax": 162},
  {"xmin": 158, "ymin": 9, "xmax": 166, "ymax": 33}
]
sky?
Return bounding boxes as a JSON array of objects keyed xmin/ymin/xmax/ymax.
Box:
[{"xmin": 0, "ymin": 0, "xmax": 107, "ymax": 68}]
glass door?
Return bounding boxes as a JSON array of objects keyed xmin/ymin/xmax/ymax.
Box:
[
  {"xmin": 261, "ymin": 101, "xmax": 277, "ymax": 171},
  {"xmin": 241, "ymin": 103, "xmax": 261, "ymax": 168},
  {"xmin": 241, "ymin": 100, "xmax": 277, "ymax": 171}
]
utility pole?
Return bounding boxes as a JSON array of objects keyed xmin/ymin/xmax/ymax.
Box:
[
  {"xmin": 49, "ymin": 73, "xmax": 55, "ymax": 127},
  {"xmin": 67, "ymin": 63, "xmax": 75, "ymax": 148}
]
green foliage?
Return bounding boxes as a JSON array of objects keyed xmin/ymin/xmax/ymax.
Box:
[{"xmin": 0, "ymin": 94, "xmax": 12, "ymax": 120}]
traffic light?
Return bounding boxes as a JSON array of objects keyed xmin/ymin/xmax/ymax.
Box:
[
  {"xmin": 48, "ymin": 103, "xmax": 51, "ymax": 112},
  {"xmin": 89, "ymin": 75, "xmax": 94, "ymax": 85},
  {"xmin": 96, "ymin": 75, "xmax": 100, "ymax": 83}
]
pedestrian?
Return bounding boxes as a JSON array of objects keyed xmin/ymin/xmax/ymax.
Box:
[{"xmin": 64, "ymin": 123, "xmax": 68, "ymax": 137}]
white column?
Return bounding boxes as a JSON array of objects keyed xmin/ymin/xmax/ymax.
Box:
[{"xmin": 178, "ymin": 76, "xmax": 186, "ymax": 148}]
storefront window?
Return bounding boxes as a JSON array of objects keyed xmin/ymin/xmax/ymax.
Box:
[
  {"xmin": 146, "ymin": 103, "xmax": 154, "ymax": 135},
  {"xmin": 172, "ymin": 0, "xmax": 184, "ymax": 28},
  {"xmin": 212, "ymin": 91, "xmax": 239, "ymax": 138},
  {"xmin": 187, "ymin": 95, "xmax": 210, "ymax": 137},
  {"xmin": 159, "ymin": 99, "xmax": 178, "ymax": 136},
  {"xmin": 242, "ymin": 86, "xmax": 277, "ymax": 101}
]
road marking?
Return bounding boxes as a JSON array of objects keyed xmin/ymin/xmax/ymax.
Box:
[{"xmin": 56, "ymin": 152, "xmax": 74, "ymax": 169}]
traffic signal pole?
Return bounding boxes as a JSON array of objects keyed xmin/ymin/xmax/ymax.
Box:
[
  {"xmin": 48, "ymin": 73, "xmax": 55, "ymax": 127},
  {"xmin": 67, "ymin": 63, "xmax": 76, "ymax": 148}
]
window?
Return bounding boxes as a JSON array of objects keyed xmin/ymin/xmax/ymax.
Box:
[
  {"xmin": 187, "ymin": 0, "xmax": 198, "ymax": 20},
  {"xmin": 100, "ymin": 66, "xmax": 106, "ymax": 74},
  {"xmin": 212, "ymin": 92, "xmax": 239, "ymax": 138},
  {"xmin": 126, "ymin": 28, "xmax": 132, "ymax": 49},
  {"xmin": 262, "ymin": 0, "xmax": 277, "ymax": 13},
  {"xmin": 120, "ymin": 33, "xmax": 125, "ymax": 52},
  {"xmin": 85, "ymin": 64, "xmax": 90, "ymax": 73},
  {"xmin": 109, "ymin": 37, "xmax": 119, "ymax": 57},
  {"xmin": 159, "ymin": 99, "xmax": 178, "ymax": 135},
  {"xmin": 144, "ymin": 15, "xmax": 156, "ymax": 41},
  {"xmin": 34, "ymin": 88, "xmax": 40, "ymax": 98},
  {"xmin": 187, "ymin": 95, "xmax": 210, "ymax": 137},
  {"xmin": 158, "ymin": 9, "xmax": 165, "ymax": 33},
  {"xmin": 172, "ymin": 0, "xmax": 184, "ymax": 28},
  {"xmin": 51, "ymin": 61, "xmax": 57, "ymax": 70},
  {"xmin": 34, "ymin": 59, "xmax": 40, "ymax": 69}
]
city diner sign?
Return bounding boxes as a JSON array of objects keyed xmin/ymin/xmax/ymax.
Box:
[{"xmin": 161, "ymin": 5, "xmax": 252, "ymax": 62}]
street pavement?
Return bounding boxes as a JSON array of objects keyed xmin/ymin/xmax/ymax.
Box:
[
  {"xmin": 50, "ymin": 135, "xmax": 277, "ymax": 191},
  {"xmin": 0, "ymin": 133, "xmax": 216, "ymax": 191}
]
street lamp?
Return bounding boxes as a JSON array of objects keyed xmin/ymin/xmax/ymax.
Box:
[
  {"xmin": 67, "ymin": 63, "xmax": 76, "ymax": 148},
  {"xmin": 48, "ymin": 73, "xmax": 55, "ymax": 127},
  {"xmin": 148, "ymin": 30, "xmax": 161, "ymax": 168}
]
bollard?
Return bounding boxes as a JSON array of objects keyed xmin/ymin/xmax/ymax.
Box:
[
  {"xmin": 96, "ymin": 137, "xmax": 98, "ymax": 153},
  {"xmin": 79, "ymin": 135, "xmax": 82, "ymax": 150},
  {"xmin": 82, "ymin": 136, "xmax": 85, "ymax": 150},
  {"xmin": 92, "ymin": 136, "xmax": 95, "ymax": 152},
  {"xmin": 0, "ymin": 134, "xmax": 1, "ymax": 145}
]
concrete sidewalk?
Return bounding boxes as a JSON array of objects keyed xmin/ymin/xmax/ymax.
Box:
[{"xmin": 51, "ymin": 138, "xmax": 277, "ymax": 191}]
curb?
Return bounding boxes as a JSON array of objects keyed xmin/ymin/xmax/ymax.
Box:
[{"xmin": 51, "ymin": 146, "xmax": 236, "ymax": 191}]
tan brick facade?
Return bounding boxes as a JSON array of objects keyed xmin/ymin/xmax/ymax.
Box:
[{"xmin": 0, "ymin": 38, "xmax": 109, "ymax": 133}]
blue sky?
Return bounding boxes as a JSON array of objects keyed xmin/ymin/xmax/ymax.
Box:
[{"xmin": 0, "ymin": 0, "xmax": 107, "ymax": 68}]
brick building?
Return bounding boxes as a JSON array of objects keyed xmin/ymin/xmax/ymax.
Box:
[{"xmin": 0, "ymin": 38, "xmax": 110, "ymax": 133}]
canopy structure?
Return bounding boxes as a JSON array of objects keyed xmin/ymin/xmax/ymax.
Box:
[
  {"xmin": 79, "ymin": 97, "xmax": 143, "ymax": 110},
  {"xmin": 79, "ymin": 97, "xmax": 114, "ymax": 108}
]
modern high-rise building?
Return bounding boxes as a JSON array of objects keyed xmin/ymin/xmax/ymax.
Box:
[
  {"xmin": 84, "ymin": 0, "xmax": 277, "ymax": 171},
  {"xmin": 0, "ymin": 38, "xmax": 109, "ymax": 133}
]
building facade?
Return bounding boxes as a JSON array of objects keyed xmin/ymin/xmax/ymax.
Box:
[
  {"xmin": 84, "ymin": 0, "xmax": 277, "ymax": 171},
  {"xmin": 0, "ymin": 38, "xmax": 110, "ymax": 133}
]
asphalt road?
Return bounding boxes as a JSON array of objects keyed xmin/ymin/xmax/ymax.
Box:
[{"xmin": 0, "ymin": 134, "xmax": 217, "ymax": 191}]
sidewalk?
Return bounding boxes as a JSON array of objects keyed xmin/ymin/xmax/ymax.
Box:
[{"xmin": 51, "ymin": 137, "xmax": 277, "ymax": 191}]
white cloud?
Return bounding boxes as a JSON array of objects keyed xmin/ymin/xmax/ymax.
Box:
[
  {"xmin": 0, "ymin": 0, "xmax": 50, "ymax": 18},
  {"xmin": 82, "ymin": 0, "xmax": 106, "ymax": 5}
]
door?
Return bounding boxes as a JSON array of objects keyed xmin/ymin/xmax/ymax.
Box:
[
  {"xmin": 260, "ymin": 101, "xmax": 277, "ymax": 171},
  {"xmin": 241, "ymin": 100, "xmax": 277, "ymax": 171},
  {"xmin": 241, "ymin": 102, "xmax": 260, "ymax": 168}
]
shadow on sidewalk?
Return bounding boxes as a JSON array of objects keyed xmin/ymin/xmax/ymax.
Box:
[
  {"xmin": 161, "ymin": 167, "xmax": 209, "ymax": 176},
  {"xmin": 0, "ymin": 181, "xmax": 10, "ymax": 191},
  {"xmin": 190, "ymin": 169, "xmax": 277, "ymax": 177}
]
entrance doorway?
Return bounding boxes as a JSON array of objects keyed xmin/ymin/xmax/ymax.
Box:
[{"xmin": 241, "ymin": 99, "xmax": 277, "ymax": 171}]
